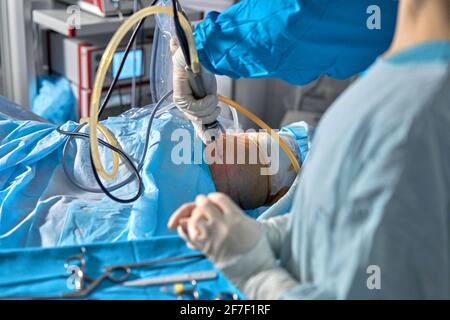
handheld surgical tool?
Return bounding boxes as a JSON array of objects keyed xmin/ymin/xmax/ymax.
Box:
[
  {"xmin": 122, "ymin": 270, "xmax": 218, "ymax": 287},
  {"xmin": 172, "ymin": 0, "xmax": 224, "ymax": 144}
]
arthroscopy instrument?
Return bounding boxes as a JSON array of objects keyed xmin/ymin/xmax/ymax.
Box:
[
  {"xmin": 122, "ymin": 270, "xmax": 218, "ymax": 287},
  {"xmin": 171, "ymin": 0, "xmax": 223, "ymax": 144}
]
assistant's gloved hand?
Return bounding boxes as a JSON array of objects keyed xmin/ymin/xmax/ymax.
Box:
[
  {"xmin": 168, "ymin": 193, "xmax": 298, "ymax": 299},
  {"xmin": 171, "ymin": 39, "xmax": 221, "ymax": 143}
]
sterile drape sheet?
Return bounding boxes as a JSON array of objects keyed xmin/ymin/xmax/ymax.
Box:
[{"xmin": 0, "ymin": 106, "xmax": 215, "ymax": 249}]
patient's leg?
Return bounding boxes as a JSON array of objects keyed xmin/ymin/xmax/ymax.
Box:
[{"xmin": 206, "ymin": 132, "xmax": 300, "ymax": 210}]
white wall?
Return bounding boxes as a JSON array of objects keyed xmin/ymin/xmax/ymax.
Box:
[
  {"xmin": 0, "ymin": 0, "xmax": 53, "ymax": 108},
  {"xmin": 0, "ymin": 42, "xmax": 3, "ymax": 97}
]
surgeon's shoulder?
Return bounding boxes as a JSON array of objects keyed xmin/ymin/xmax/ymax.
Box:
[
  {"xmin": 405, "ymin": 68, "xmax": 450, "ymax": 134},
  {"xmin": 359, "ymin": 68, "xmax": 450, "ymax": 166},
  {"xmin": 390, "ymin": 71, "xmax": 450, "ymax": 163},
  {"xmin": 379, "ymin": 63, "xmax": 450, "ymax": 128}
]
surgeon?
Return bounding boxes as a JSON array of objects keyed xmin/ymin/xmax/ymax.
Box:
[
  {"xmin": 172, "ymin": 0, "xmax": 398, "ymax": 136},
  {"xmin": 170, "ymin": 0, "xmax": 450, "ymax": 299}
]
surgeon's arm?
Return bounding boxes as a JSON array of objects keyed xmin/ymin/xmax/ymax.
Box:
[{"xmin": 195, "ymin": 0, "xmax": 398, "ymax": 85}]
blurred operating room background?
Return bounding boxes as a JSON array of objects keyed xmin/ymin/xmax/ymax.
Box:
[{"xmin": 0, "ymin": 0, "xmax": 354, "ymax": 129}]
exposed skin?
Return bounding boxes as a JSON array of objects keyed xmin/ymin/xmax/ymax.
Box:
[
  {"xmin": 384, "ymin": 0, "xmax": 450, "ymax": 58},
  {"xmin": 206, "ymin": 133, "xmax": 271, "ymax": 210}
]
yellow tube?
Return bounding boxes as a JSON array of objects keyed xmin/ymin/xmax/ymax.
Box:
[
  {"xmin": 90, "ymin": 6, "xmax": 198, "ymax": 180},
  {"xmin": 80, "ymin": 117, "xmax": 120, "ymax": 180},
  {"xmin": 95, "ymin": 124, "xmax": 121, "ymax": 179},
  {"xmin": 219, "ymin": 96, "xmax": 301, "ymax": 173}
]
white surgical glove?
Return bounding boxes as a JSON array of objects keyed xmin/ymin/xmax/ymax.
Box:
[
  {"xmin": 168, "ymin": 193, "xmax": 298, "ymax": 299},
  {"xmin": 171, "ymin": 39, "xmax": 221, "ymax": 143}
]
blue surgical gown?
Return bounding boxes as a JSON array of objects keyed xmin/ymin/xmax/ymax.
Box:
[
  {"xmin": 281, "ymin": 41, "xmax": 450, "ymax": 299},
  {"xmin": 194, "ymin": 0, "xmax": 398, "ymax": 85}
]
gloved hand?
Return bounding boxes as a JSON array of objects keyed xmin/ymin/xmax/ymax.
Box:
[
  {"xmin": 168, "ymin": 193, "xmax": 298, "ymax": 299},
  {"xmin": 171, "ymin": 39, "xmax": 221, "ymax": 143}
]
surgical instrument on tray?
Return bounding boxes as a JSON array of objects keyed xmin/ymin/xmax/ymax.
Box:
[{"xmin": 122, "ymin": 270, "xmax": 217, "ymax": 287}]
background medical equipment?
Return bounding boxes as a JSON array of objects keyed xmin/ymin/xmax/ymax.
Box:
[
  {"xmin": 29, "ymin": 1, "xmax": 201, "ymax": 119},
  {"xmin": 48, "ymin": 32, "xmax": 152, "ymax": 118},
  {"xmin": 58, "ymin": 0, "xmax": 155, "ymax": 17},
  {"xmin": 39, "ymin": 2, "xmax": 199, "ymax": 119}
]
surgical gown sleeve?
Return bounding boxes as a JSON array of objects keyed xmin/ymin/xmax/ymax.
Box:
[
  {"xmin": 281, "ymin": 109, "xmax": 450, "ymax": 299},
  {"xmin": 194, "ymin": 0, "xmax": 397, "ymax": 85}
]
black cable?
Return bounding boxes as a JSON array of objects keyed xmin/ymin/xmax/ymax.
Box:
[
  {"xmin": 99, "ymin": 18, "xmax": 147, "ymax": 116},
  {"xmin": 172, "ymin": 0, "xmax": 192, "ymax": 68},
  {"xmin": 89, "ymin": 152, "xmax": 140, "ymax": 203},
  {"xmin": 100, "ymin": 1, "xmax": 157, "ymax": 115},
  {"xmin": 150, "ymin": 26, "xmax": 161, "ymax": 103},
  {"xmin": 57, "ymin": 124, "xmax": 143, "ymax": 203},
  {"xmin": 58, "ymin": 123, "xmax": 141, "ymax": 194},
  {"xmin": 87, "ymin": 91, "xmax": 171, "ymax": 203},
  {"xmin": 81, "ymin": 0, "xmax": 157, "ymax": 202},
  {"xmin": 56, "ymin": 0, "xmax": 167, "ymax": 203},
  {"xmin": 99, "ymin": 0, "xmax": 159, "ymax": 116},
  {"xmin": 57, "ymin": 19, "xmax": 149, "ymax": 202},
  {"xmin": 58, "ymin": 90, "xmax": 172, "ymax": 202}
]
